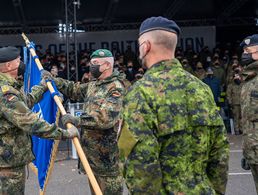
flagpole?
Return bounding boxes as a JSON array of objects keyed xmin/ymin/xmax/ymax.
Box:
[{"xmin": 22, "ymin": 33, "xmax": 103, "ymax": 195}]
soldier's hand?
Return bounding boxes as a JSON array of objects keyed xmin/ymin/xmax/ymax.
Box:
[
  {"xmin": 39, "ymin": 78, "xmax": 48, "ymax": 90},
  {"xmin": 41, "ymin": 70, "xmax": 53, "ymax": 81},
  {"xmin": 67, "ymin": 126, "xmax": 80, "ymax": 139},
  {"xmin": 61, "ymin": 113, "xmax": 80, "ymax": 127}
]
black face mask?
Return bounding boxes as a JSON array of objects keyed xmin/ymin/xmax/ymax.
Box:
[
  {"xmin": 234, "ymin": 79, "xmax": 241, "ymax": 85},
  {"xmin": 17, "ymin": 61, "xmax": 25, "ymax": 77},
  {"xmin": 90, "ymin": 64, "xmax": 102, "ymax": 79},
  {"xmin": 241, "ymin": 53, "xmax": 254, "ymax": 66},
  {"xmin": 138, "ymin": 41, "xmax": 149, "ymax": 69}
]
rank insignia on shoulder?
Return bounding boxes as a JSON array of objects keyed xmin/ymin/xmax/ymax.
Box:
[{"xmin": 1, "ymin": 85, "xmax": 10, "ymax": 93}]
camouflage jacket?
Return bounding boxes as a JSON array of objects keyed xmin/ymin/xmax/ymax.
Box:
[
  {"xmin": 118, "ymin": 59, "xmax": 229, "ymax": 195},
  {"xmin": 54, "ymin": 71, "xmax": 126, "ymax": 175},
  {"xmin": 54, "ymin": 70, "xmax": 126, "ymax": 130},
  {"xmin": 240, "ymin": 61, "xmax": 258, "ymax": 164},
  {"xmin": 0, "ymin": 73, "xmax": 70, "ymax": 168},
  {"xmin": 226, "ymin": 83, "xmax": 243, "ymax": 105}
]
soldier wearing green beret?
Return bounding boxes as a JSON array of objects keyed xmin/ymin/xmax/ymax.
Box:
[
  {"xmin": 118, "ymin": 16, "xmax": 229, "ymax": 195},
  {"xmin": 41, "ymin": 49, "xmax": 126, "ymax": 194},
  {"xmin": 0, "ymin": 46, "xmax": 79, "ymax": 194}
]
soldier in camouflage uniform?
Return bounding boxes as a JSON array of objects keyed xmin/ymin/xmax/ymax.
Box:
[
  {"xmin": 118, "ymin": 16, "xmax": 229, "ymax": 195},
  {"xmin": 226, "ymin": 74, "xmax": 243, "ymax": 134},
  {"xmin": 0, "ymin": 46, "xmax": 79, "ymax": 195},
  {"xmin": 42, "ymin": 49, "xmax": 125, "ymax": 195},
  {"xmin": 240, "ymin": 34, "xmax": 258, "ymax": 193}
]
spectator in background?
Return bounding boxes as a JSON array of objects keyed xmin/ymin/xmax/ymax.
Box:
[
  {"xmin": 226, "ymin": 73, "xmax": 243, "ymax": 135},
  {"xmin": 203, "ymin": 67, "xmax": 221, "ymax": 106},
  {"xmin": 212, "ymin": 60, "xmax": 225, "ymax": 86},
  {"xmin": 50, "ymin": 64, "xmax": 59, "ymax": 77},
  {"xmin": 125, "ymin": 60, "xmax": 137, "ymax": 82},
  {"xmin": 200, "ymin": 46, "xmax": 212, "ymax": 67},
  {"xmin": 181, "ymin": 58, "xmax": 194, "ymax": 74},
  {"xmin": 194, "ymin": 61, "xmax": 206, "ymax": 80},
  {"xmin": 133, "ymin": 67, "xmax": 145, "ymax": 83},
  {"xmin": 124, "ymin": 45, "xmax": 136, "ymax": 65},
  {"xmin": 191, "ymin": 54, "xmax": 199, "ymax": 69}
]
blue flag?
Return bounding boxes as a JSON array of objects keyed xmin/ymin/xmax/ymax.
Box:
[{"xmin": 23, "ymin": 45, "xmax": 60, "ymax": 194}]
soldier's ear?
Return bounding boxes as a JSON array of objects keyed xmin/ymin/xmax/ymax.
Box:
[{"xmin": 6, "ymin": 62, "xmax": 12, "ymax": 70}]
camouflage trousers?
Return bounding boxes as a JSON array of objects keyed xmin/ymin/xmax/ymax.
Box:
[
  {"xmin": 0, "ymin": 166, "xmax": 25, "ymax": 195},
  {"xmin": 250, "ymin": 164, "xmax": 258, "ymax": 194},
  {"xmin": 79, "ymin": 128, "xmax": 123, "ymax": 195},
  {"xmin": 232, "ymin": 105, "xmax": 241, "ymax": 133},
  {"xmin": 89, "ymin": 174, "xmax": 123, "ymax": 195}
]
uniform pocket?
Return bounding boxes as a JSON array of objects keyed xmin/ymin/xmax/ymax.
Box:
[
  {"xmin": 249, "ymin": 90, "xmax": 258, "ymax": 122},
  {"xmin": 118, "ymin": 122, "xmax": 139, "ymax": 161}
]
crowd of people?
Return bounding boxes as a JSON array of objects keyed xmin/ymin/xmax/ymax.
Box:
[{"xmin": 37, "ymin": 36, "xmax": 244, "ymax": 135}]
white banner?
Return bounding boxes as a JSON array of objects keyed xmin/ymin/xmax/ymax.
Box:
[{"xmin": 0, "ymin": 26, "xmax": 215, "ymax": 55}]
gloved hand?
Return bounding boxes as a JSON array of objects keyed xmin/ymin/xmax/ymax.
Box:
[
  {"xmin": 61, "ymin": 113, "xmax": 80, "ymax": 127},
  {"xmin": 62, "ymin": 126, "xmax": 80, "ymax": 139},
  {"xmin": 41, "ymin": 70, "xmax": 53, "ymax": 81}
]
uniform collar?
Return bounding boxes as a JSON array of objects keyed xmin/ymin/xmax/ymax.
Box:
[
  {"xmin": 147, "ymin": 58, "xmax": 182, "ymax": 74},
  {"xmin": 0, "ymin": 72, "xmax": 17, "ymax": 86},
  {"xmin": 95, "ymin": 70, "xmax": 125, "ymax": 86},
  {"xmin": 242, "ymin": 61, "xmax": 258, "ymax": 81}
]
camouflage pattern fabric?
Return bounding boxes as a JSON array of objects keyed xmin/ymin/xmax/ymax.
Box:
[
  {"xmin": 0, "ymin": 166, "xmax": 25, "ymax": 195},
  {"xmin": 0, "ymin": 72, "xmax": 71, "ymax": 168},
  {"xmin": 89, "ymin": 174, "xmax": 123, "ymax": 195},
  {"xmin": 240, "ymin": 61, "xmax": 258, "ymax": 192},
  {"xmin": 226, "ymin": 83, "xmax": 243, "ymax": 133},
  {"xmin": 118, "ymin": 59, "xmax": 229, "ymax": 195},
  {"xmin": 53, "ymin": 70, "xmax": 126, "ymax": 194}
]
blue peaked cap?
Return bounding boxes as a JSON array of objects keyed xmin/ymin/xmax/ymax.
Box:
[{"xmin": 240, "ymin": 34, "xmax": 258, "ymax": 48}]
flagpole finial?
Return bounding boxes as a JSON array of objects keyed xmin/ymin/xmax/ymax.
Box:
[{"xmin": 21, "ymin": 33, "xmax": 30, "ymax": 46}]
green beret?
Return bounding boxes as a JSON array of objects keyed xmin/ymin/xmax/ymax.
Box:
[
  {"xmin": 0, "ymin": 46, "xmax": 20, "ymax": 63},
  {"xmin": 90, "ymin": 49, "xmax": 113, "ymax": 59}
]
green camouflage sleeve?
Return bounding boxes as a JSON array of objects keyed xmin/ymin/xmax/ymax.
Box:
[
  {"xmin": 118, "ymin": 86, "xmax": 163, "ymax": 194},
  {"xmin": 53, "ymin": 77, "xmax": 87, "ymax": 102},
  {"xmin": 20, "ymin": 84, "xmax": 47, "ymax": 109},
  {"xmin": 207, "ymin": 125, "xmax": 229, "ymax": 195},
  {"xmin": 0, "ymin": 87, "xmax": 66, "ymax": 139},
  {"xmin": 80, "ymin": 87, "xmax": 124, "ymax": 130}
]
